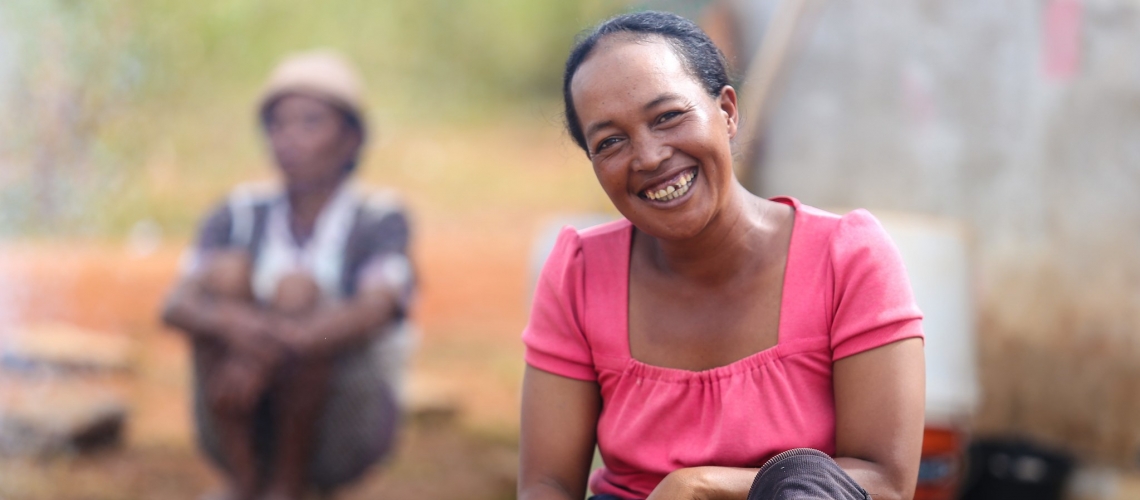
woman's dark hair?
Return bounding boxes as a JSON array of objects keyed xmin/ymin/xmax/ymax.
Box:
[{"xmin": 562, "ymin": 11, "xmax": 731, "ymax": 153}]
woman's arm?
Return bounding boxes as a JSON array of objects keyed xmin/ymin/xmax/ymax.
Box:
[
  {"xmin": 832, "ymin": 337, "xmax": 925, "ymax": 500},
  {"xmin": 161, "ymin": 278, "xmax": 280, "ymax": 360},
  {"xmin": 650, "ymin": 337, "xmax": 925, "ymax": 500},
  {"xmin": 519, "ymin": 366, "xmax": 601, "ymax": 500},
  {"xmin": 276, "ymin": 284, "xmax": 400, "ymax": 357}
]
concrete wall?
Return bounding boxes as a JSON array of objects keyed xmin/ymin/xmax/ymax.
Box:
[{"xmin": 747, "ymin": 0, "xmax": 1140, "ymax": 464}]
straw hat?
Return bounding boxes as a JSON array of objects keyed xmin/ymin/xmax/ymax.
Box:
[{"xmin": 258, "ymin": 50, "xmax": 368, "ymax": 134}]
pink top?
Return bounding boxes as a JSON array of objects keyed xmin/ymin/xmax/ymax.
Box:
[{"xmin": 522, "ymin": 197, "xmax": 924, "ymax": 499}]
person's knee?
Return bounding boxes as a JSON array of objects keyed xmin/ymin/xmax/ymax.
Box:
[
  {"xmin": 205, "ymin": 384, "xmax": 258, "ymax": 422},
  {"xmin": 273, "ymin": 272, "xmax": 321, "ymax": 316},
  {"xmin": 201, "ymin": 250, "xmax": 254, "ymax": 301}
]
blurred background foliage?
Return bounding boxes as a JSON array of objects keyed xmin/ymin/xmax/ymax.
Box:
[{"xmin": 0, "ymin": 0, "xmax": 629, "ymax": 238}]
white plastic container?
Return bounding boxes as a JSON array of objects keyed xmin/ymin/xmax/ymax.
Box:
[
  {"xmin": 875, "ymin": 212, "xmax": 980, "ymax": 426},
  {"xmin": 875, "ymin": 211, "xmax": 979, "ymax": 499}
]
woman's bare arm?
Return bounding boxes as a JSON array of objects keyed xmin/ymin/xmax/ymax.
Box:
[
  {"xmin": 278, "ymin": 284, "xmax": 400, "ymax": 357},
  {"xmin": 832, "ymin": 337, "xmax": 925, "ymax": 500},
  {"xmin": 519, "ymin": 366, "xmax": 602, "ymax": 500},
  {"xmin": 165, "ymin": 255, "xmax": 404, "ymax": 359},
  {"xmin": 162, "ymin": 277, "xmax": 276, "ymax": 352}
]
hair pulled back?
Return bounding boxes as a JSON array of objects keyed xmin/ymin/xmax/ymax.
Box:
[{"xmin": 562, "ymin": 10, "xmax": 731, "ymax": 153}]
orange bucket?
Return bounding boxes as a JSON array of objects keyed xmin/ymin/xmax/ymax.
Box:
[{"xmin": 915, "ymin": 426, "xmax": 966, "ymax": 500}]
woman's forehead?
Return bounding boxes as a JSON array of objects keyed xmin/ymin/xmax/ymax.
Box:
[
  {"xmin": 571, "ymin": 38, "xmax": 699, "ymax": 116},
  {"xmin": 269, "ymin": 93, "xmax": 339, "ymax": 116}
]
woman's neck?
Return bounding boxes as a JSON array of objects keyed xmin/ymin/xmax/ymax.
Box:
[
  {"xmin": 643, "ymin": 184, "xmax": 783, "ymax": 286},
  {"xmin": 286, "ymin": 178, "xmax": 343, "ymax": 242}
]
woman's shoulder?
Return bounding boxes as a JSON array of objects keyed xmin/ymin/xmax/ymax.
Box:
[
  {"xmin": 354, "ymin": 185, "xmax": 407, "ymax": 219},
  {"xmin": 223, "ymin": 181, "xmax": 281, "ymax": 208},
  {"xmin": 538, "ymin": 218, "xmax": 630, "ymax": 286},
  {"xmin": 345, "ymin": 185, "xmax": 412, "ymax": 252},
  {"xmin": 577, "ymin": 218, "xmax": 630, "ymax": 242},
  {"xmin": 823, "ymin": 208, "xmax": 896, "ymax": 261},
  {"xmin": 545, "ymin": 218, "xmax": 629, "ymax": 256},
  {"xmin": 194, "ymin": 182, "xmax": 279, "ymax": 245},
  {"xmin": 774, "ymin": 196, "xmax": 890, "ymax": 249},
  {"xmin": 572, "ymin": 218, "xmax": 632, "ymax": 270},
  {"xmin": 789, "ymin": 200, "xmax": 907, "ymax": 291}
]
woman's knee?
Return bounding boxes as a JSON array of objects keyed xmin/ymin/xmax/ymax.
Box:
[
  {"xmin": 272, "ymin": 272, "xmax": 321, "ymax": 316},
  {"xmin": 200, "ymin": 250, "xmax": 254, "ymax": 301}
]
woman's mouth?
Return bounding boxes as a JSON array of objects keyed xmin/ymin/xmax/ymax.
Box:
[{"xmin": 639, "ymin": 168, "xmax": 698, "ymax": 202}]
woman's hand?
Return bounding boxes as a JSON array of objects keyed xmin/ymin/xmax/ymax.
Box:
[
  {"xmin": 274, "ymin": 317, "xmax": 328, "ymax": 357},
  {"xmin": 646, "ymin": 467, "xmax": 757, "ymax": 500},
  {"xmin": 273, "ymin": 284, "xmax": 401, "ymax": 358},
  {"xmin": 215, "ymin": 304, "xmax": 286, "ymax": 365},
  {"xmin": 646, "ymin": 469, "xmax": 705, "ymax": 500}
]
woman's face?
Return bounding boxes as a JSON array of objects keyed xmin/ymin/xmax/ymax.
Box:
[
  {"xmin": 570, "ymin": 37, "xmax": 738, "ymax": 241},
  {"xmin": 265, "ymin": 94, "xmax": 360, "ymax": 191}
]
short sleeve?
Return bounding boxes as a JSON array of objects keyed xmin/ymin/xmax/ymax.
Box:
[
  {"xmin": 829, "ymin": 210, "xmax": 924, "ymax": 361},
  {"xmin": 196, "ymin": 202, "xmax": 234, "ymax": 251},
  {"xmin": 522, "ymin": 227, "xmax": 596, "ymax": 382},
  {"xmin": 179, "ymin": 202, "xmax": 233, "ymax": 275},
  {"xmin": 356, "ymin": 210, "xmax": 411, "ymax": 256},
  {"xmin": 353, "ymin": 210, "xmax": 415, "ymax": 311}
]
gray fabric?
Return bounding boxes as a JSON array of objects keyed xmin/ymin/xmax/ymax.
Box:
[{"xmin": 748, "ymin": 448, "xmax": 870, "ymax": 500}]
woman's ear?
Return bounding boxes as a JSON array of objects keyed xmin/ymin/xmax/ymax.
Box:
[
  {"xmin": 718, "ymin": 85, "xmax": 739, "ymax": 139},
  {"xmin": 343, "ymin": 120, "xmax": 364, "ymax": 155}
]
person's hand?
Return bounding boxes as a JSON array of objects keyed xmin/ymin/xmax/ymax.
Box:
[
  {"xmin": 208, "ymin": 355, "xmax": 274, "ymax": 416},
  {"xmin": 216, "ymin": 307, "xmax": 285, "ymax": 365},
  {"xmin": 274, "ymin": 318, "xmax": 330, "ymax": 358},
  {"xmin": 646, "ymin": 468, "xmax": 709, "ymax": 500},
  {"xmin": 647, "ymin": 467, "xmax": 759, "ymax": 500}
]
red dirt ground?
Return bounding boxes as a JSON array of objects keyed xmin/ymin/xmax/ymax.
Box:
[{"xmin": 0, "ymin": 216, "xmax": 540, "ymax": 499}]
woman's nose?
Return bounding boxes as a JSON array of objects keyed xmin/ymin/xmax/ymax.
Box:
[{"xmin": 630, "ymin": 135, "xmax": 671, "ymax": 172}]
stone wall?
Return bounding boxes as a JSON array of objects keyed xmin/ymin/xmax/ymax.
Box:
[{"xmin": 748, "ymin": 0, "xmax": 1140, "ymax": 465}]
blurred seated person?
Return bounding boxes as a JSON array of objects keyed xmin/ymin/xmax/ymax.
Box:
[{"xmin": 162, "ymin": 50, "xmax": 414, "ymax": 500}]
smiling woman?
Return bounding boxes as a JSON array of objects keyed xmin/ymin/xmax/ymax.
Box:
[{"xmin": 519, "ymin": 11, "xmax": 926, "ymax": 500}]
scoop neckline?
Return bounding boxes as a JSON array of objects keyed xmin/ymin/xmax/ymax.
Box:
[{"xmin": 620, "ymin": 196, "xmax": 801, "ymax": 378}]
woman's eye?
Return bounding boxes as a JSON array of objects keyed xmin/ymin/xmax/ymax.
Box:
[
  {"xmin": 594, "ymin": 137, "xmax": 620, "ymax": 154},
  {"xmin": 656, "ymin": 111, "xmax": 683, "ymax": 124}
]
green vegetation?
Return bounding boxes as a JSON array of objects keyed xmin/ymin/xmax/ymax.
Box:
[
  {"xmin": 121, "ymin": 0, "xmax": 627, "ymax": 120},
  {"xmin": 0, "ymin": 0, "xmax": 630, "ymax": 237}
]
